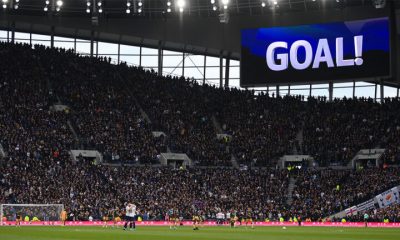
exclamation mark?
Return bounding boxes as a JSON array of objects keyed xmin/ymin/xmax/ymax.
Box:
[{"xmin": 354, "ymin": 35, "xmax": 363, "ymax": 66}]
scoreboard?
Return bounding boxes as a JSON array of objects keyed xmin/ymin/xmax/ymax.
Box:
[{"xmin": 240, "ymin": 17, "xmax": 390, "ymax": 87}]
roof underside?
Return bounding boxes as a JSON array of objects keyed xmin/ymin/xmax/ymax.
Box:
[
  {"xmin": 3, "ymin": 0, "xmax": 394, "ymax": 18},
  {"xmin": 1, "ymin": 0, "xmax": 400, "ymax": 87}
]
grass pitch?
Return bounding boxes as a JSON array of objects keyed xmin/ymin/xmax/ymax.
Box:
[{"xmin": 1, "ymin": 226, "xmax": 400, "ymax": 240}]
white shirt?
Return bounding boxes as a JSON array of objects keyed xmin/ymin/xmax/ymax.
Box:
[{"xmin": 126, "ymin": 204, "xmax": 136, "ymax": 217}]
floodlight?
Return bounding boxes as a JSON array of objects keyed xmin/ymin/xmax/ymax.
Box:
[{"xmin": 56, "ymin": 0, "xmax": 63, "ymax": 7}]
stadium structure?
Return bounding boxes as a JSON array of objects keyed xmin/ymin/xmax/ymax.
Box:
[{"xmin": 0, "ymin": 0, "xmax": 400, "ymax": 240}]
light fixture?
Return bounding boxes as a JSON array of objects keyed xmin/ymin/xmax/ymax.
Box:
[
  {"xmin": 2, "ymin": 4, "xmax": 6, "ymax": 9},
  {"xmin": 86, "ymin": 1, "xmax": 91, "ymax": 13},
  {"xmin": 138, "ymin": 1, "xmax": 142, "ymax": 7},
  {"xmin": 273, "ymin": 0, "xmax": 278, "ymax": 5},
  {"xmin": 56, "ymin": 0, "xmax": 63, "ymax": 7},
  {"xmin": 138, "ymin": 8, "xmax": 142, "ymax": 13},
  {"xmin": 213, "ymin": 5, "xmax": 217, "ymax": 11},
  {"xmin": 177, "ymin": 0, "xmax": 185, "ymax": 9},
  {"xmin": 210, "ymin": 0, "xmax": 215, "ymax": 4},
  {"xmin": 44, "ymin": 0, "xmax": 49, "ymax": 12},
  {"xmin": 56, "ymin": 6, "xmax": 60, "ymax": 11},
  {"xmin": 223, "ymin": 5, "xmax": 227, "ymax": 9},
  {"xmin": 97, "ymin": 0, "xmax": 103, "ymax": 13},
  {"xmin": 126, "ymin": 0, "xmax": 132, "ymax": 13},
  {"xmin": 167, "ymin": 1, "xmax": 171, "ymax": 7},
  {"xmin": 261, "ymin": 2, "xmax": 265, "ymax": 7},
  {"xmin": 222, "ymin": 0, "xmax": 229, "ymax": 5},
  {"xmin": 167, "ymin": 8, "xmax": 171, "ymax": 12}
]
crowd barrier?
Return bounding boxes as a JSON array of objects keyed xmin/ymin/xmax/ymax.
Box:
[{"xmin": 1, "ymin": 221, "xmax": 400, "ymax": 228}]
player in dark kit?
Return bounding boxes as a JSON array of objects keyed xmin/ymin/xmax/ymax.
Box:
[
  {"xmin": 245, "ymin": 208, "xmax": 254, "ymax": 229},
  {"xmin": 192, "ymin": 211, "xmax": 200, "ymax": 230},
  {"xmin": 230, "ymin": 214, "xmax": 237, "ymax": 228},
  {"xmin": 15, "ymin": 213, "xmax": 22, "ymax": 227},
  {"xmin": 112, "ymin": 207, "xmax": 120, "ymax": 228},
  {"xmin": 102, "ymin": 208, "xmax": 110, "ymax": 228}
]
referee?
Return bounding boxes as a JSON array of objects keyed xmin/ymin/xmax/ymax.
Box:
[{"xmin": 364, "ymin": 213, "xmax": 369, "ymax": 228}]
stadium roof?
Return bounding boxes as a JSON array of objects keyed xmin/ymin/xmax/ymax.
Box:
[
  {"xmin": 1, "ymin": 1, "xmax": 393, "ymax": 58},
  {"xmin": 2, "ymin": 0, "xmax": 395, "ymax": 18},
  {"xmin": 1, "ymin": 0, "xmax": 399, "ymax": 86}
]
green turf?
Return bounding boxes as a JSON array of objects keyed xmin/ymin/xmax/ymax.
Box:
[{"xmin": 1, "ymin": 226, "xmax": 400, "ymax": 240}]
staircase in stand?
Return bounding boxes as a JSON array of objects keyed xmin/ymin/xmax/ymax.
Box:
[
  {"xmin": 211, "ymin": 115, "xmax": 223, "ymax": 134},
  {"xmin": 293, "ymin": 121, "xmax": 305, "ymax": 155},
  {"xmin": 286, "ymin": 177, "xmax": 297, "ymax": 205},
  {"xmin": 67, "ymin": 120, "xmax": 80, "ymax": 147},
  {"xmin": 115, "ymin": 72, "xmax": 152, "ymax": 124},
  {"xmin": 212, "ymin": 115, "xmax": 239, "ymax": 168},
  {"xmin": 230, "ymin": 154, "xmax": 239, "ymax": 168},
  {"xmin": 0, "ymin": 143, "xmax": 6, "ymax": 159}
]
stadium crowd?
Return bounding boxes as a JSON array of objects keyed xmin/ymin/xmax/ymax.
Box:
[
  {"xmin": 1, "ymin": 156, "xmax": 399, "ymax": 222},
  {"xmin": 291, "ymin": 168, "xmax": 400, "ymax": 220},
  {"xmin": 210, "ymin": 90, "xmax": 303, "ymax": 167},
  {"xmin": 338, "ymin": 204, "xmax": 400, "ymax": 223},
  {"xmin": 2, "ymin": 42, "xmax": 400, "ymax": 167},
  {"xmin": 1, "ymin": 158, "xmax": 290, "ymax": 221},
  {"xmin": 302, "ymin": 97, "xmax": 400, "ymax": 166},
  {"xmin": 34, "ymin": 45, "xmax": 166, "ymax": 164},
  {"xmin": 1, "ymin": 42, "xmax": 400, "ymax": 222},
  {"xmin": 368, "ymin": 204, "xmax": 400, "ymax": 223},
  {"xmin": 123, "ymin": 71, "xmax": 232, "ymax": 166}
]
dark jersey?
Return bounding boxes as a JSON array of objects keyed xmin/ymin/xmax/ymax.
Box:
[{"xmin": 246, "ymin": 211, "xmax": 252, "ymax": 219}]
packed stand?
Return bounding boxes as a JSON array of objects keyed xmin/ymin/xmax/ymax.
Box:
[
  {"xmin": 366, "ymin": 204, "xmax": 400, "ymax": 222},
  {"xmin": 302, "ymin": 97, "xmax": 400, "ymax": 166},
  {"xmin": 1, "ymin": 160, "xmax": 290, "ymax": 221},
  {"xmin": 4, "ymin": 42, "xmax": 400, "ymax": 167},
  {"xmin": 379, "ymin": 98, "xmax": 400, "ymax": 166},
  {"xmin": 291, "ymin": 168, "xmax": 400, "ymax": 221},
  {"xmin": 209, "ymin": 89, "xmax": 304, "ymax": 167},
  {"xmin": 121, "ymin": 68, "xmax": 232, "ymax": 166},
  {"xmin": 1, "ymin": 42, "xmax": 400, "ymax": 223},
  {"xmin": 335, "ymin": 204, "xmax": 400, "ymax": 223},
  {"xmin": 28, "ymin": 45, "xmax": 165, "ymax": 164}
]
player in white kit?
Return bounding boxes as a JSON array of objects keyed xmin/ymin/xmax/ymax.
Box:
[{"xmin": 123, "ymin": 203, "xmax": 136, "ymax": 231}]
